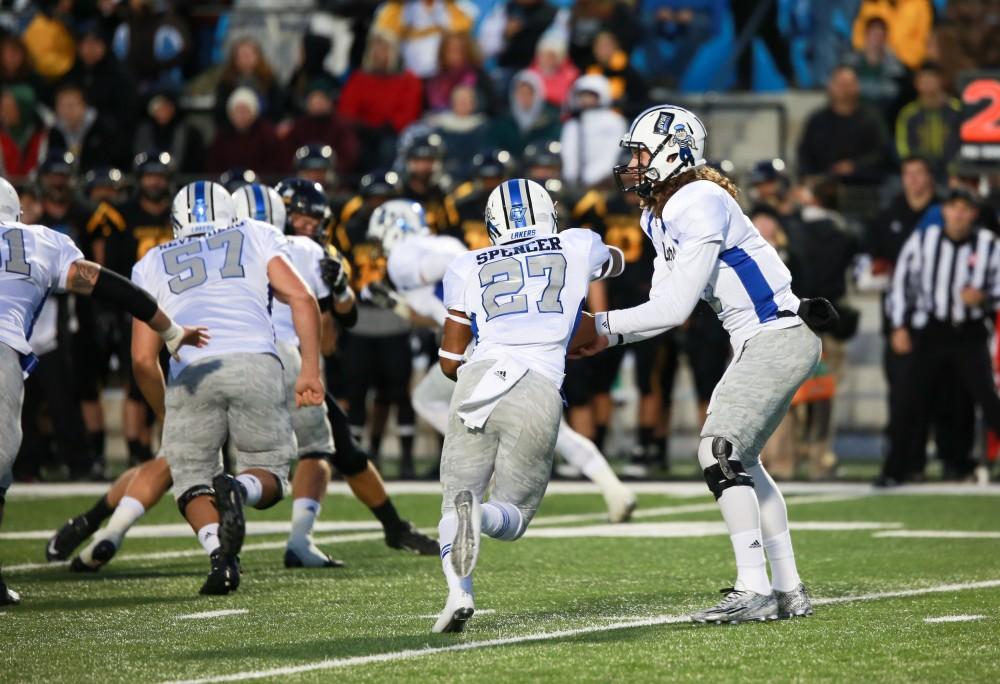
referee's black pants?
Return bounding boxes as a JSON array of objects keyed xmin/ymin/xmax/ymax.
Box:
[{"xmin": 886, "ymin": 321, "xmax": 1000, "ymax": 480}]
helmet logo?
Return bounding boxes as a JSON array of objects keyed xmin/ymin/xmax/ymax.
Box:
[
  {"xmin": 654, "ymin": 111, "xmax": 675, "ymax": 135},
  {"xmin": 193, "ymin": 197, "xmax": 208, "ymax": 222},
  {"xmin": 509, "ymin": 204, "xmax": 527, "ymax": 227}
]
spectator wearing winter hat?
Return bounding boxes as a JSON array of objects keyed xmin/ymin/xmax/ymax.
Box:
[
  {"xmin": 133, "ymin": 89, "xmax": 205, "ymax": 174},
  {"xmin": 67, "ymin": 19, "xmax": 137, "ymax": 132},
  {"xmin": 208, "ymin": 87, "xmax": 283, "ymax": 173},
  {"xmin": 215, "ymin": 37, "xmax": 285, "ymax": 125},
  {"xmin": 0, "ymin": 84, "xmax": 48, "ymax": 179},
  {"xmin": 528, "ymin": 33, "xmax": 580, "ymax": 108},
  {"xmin": 560, "ymin": 74, "xmax": 627, "ymax": 189},
  {"xmin": 282, "ymin": 81, "xmax": 360, "ymax": 177},
  {"xmin": 489, "ymin": 70, "xmax": 561, "ymax": 153}
]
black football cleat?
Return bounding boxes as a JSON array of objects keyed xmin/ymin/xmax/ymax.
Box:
[
  {"xmin": 283, "ymin": 546, "xmax": 346, "ymax": 569},
  {"xmin": 0, "ymin": 570, "xmax": 20, "ymax": 606},
  {"xmin": 212, "ymin": 474, "xmax": 245, "ymax": 556},
  {"xmin": 69, "ymin": 539, "xmax": 118, "ymax": 573},
  {"xmin": 46, "ymin": 515, "xmax": 97, "ymax": 561},
  {"xmin": 199, "ymin": 550, "xmax": 241, "ymax": 595},
  {"xmin": 385, "ymin": 521, "xmax": 440, "ymax": 556}
]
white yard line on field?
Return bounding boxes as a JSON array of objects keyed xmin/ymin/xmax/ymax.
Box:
[
  {"xmin": 175, "ymin": 609, "xmax": 249, "ymax": 621},
  {"xmin": 9, "ymin": 481, "xmax": 1000, "ymax": 499},
  {"xmin": 873, "ymin": 530, "xmax": 1000, "ymax": 539},
  {"xmin": 160, "ymin": 579, "xmax": 1000, "ymax": 684},
  {"xmin": 923, "ymin": 614, "xmax": 986, "ymax": 623}
]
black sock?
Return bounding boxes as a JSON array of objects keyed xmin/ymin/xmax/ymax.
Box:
[
  {"xmin": 400, "ymin": 434, "xmax": 414, "ymax": 468},
  {"xmin": 81, "ymin": 495, "xmax": 113, "ymax": 529},
  {"xmin": 127, "ymin": 440, "xmax": 152, "ymax": 465},
  {"xmin": 371, "ymin": 499, "xmax": 403, "ymax": 530},
  {"xmin": 639, "ymin": 427, "xmax": 654, "ymax": 453},
  {"xmin": 370, "ymin": 432, "xmax": 383, "ymax": 460},
  {"xmin": 89, "ymin": 430, "xmax": 106, "ymax": 460},
  {"xmin": 595, "ymin": 424, "xmax": 608, "ymax": 451}
]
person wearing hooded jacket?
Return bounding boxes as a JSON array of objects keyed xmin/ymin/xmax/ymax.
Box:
[
  {"xmin": 489, "ymin": 70, "xmax": 561, "ymax": 153},
  {"xmin": 560, "ymin": 74, "xmax": 627, "ymax": 190}
]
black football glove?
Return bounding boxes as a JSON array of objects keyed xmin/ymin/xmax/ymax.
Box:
[
  {"xmin": 361, "ymin": 280, "xmax": 411, "ymax": 319},
  {"xmin": 797, "ymin": 297, "xmax": 840, "ymax": 333},
  {"xmin": 320, "ymin": 253, "xmax": 348, "ymax": 296}
]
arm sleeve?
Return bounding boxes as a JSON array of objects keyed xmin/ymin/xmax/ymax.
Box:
[
  {"xmin": 54, "ymin": 233, "xmax": 86, "ymax": 291},
  {"xmin": 605, "ymin": 240, "xmax": 721, "ymax": 339},
  {"xmin": 889, "ymin": 231, "xmax": 920, "ymax": 328}
]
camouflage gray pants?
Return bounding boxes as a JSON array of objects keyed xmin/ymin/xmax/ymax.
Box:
[
  {"xmin": 702, "ymin": 323, "xmax": 822, "ymax": 464},
  {"xmin": 162, "ymin": 353, "xmax": 295, "ymax": 497},
  {"xmin": 0, "ymin": 343, "xmax": 23, "ymax": 496},
  {"xmin": 440, "ymin": 360, "xmax": 562, "ymax": 523}
]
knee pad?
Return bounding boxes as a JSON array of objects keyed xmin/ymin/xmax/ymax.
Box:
[
  {"xmin": 329, "ymin": 446, "xmax": 369, "ymax": 477},
  {"xmin": 700, "ymin": 436, "xmax": 755, "ymax": 500},
  {"xmin": 177, "ymin": 484, "xmax": 214, "ymax": 515},
  {"xmin": 255, "ymin": 472, "xmax": 285, "ymax": 510}
]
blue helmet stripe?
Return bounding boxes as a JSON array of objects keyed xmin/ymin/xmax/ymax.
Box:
[
  {"xmin": 251, "ymin": 184, "xmax": 267, "ymax": 221},
  {"xmin": 507, "ymin": 179, "xmax": 526, "ymax": 228}
]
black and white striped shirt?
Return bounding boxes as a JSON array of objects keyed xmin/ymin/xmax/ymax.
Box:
[{"xmin": 890, "ymin": 224, "xmax": 1000, "ymax": 329}]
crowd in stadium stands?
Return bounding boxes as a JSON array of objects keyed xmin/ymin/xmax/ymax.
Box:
[{"xmin": 2, "ymin": 0, "xmax": 999, "ymax": 486}]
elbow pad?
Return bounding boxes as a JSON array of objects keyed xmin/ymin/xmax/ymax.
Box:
[{"xmin": 92, "ymin": 268, "xmax": 158, "ymax": 322}]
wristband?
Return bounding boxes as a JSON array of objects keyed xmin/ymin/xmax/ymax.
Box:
[
  {"xmin": 604, "ymin": 333, "xmax": 624, "ymax": 348},
  {"xmin": 160, "ymin": 321, "xmax": 184, "ymax": 355},
  {"xmin": 438, "ymin": 348, "xmax": 464, "ymax": 361},
  {"xmin": 593, "ymin": 311, "xmax": 612, "ymax": 336}
]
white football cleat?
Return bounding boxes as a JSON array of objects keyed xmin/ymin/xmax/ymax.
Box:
[
  {"xmin": 431, "ymin": 591, "xmax": 475, "ymax": 633},
  {"xmin": 603, "ymin": 483, "xmax": 638, "ymax": 524},
  {"xmin": 451, "ymin": 490, "xmax": 481, "ymax": 577}
]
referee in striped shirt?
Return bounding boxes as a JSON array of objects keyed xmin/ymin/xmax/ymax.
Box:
[{"xmin": 885, "ymin": 187, "xmax": 1000, "ymax": 484}]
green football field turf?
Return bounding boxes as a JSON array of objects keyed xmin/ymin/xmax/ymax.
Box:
[{"xmin": 3, "ymin": 484, "xmax": 999, "ymax": 683}]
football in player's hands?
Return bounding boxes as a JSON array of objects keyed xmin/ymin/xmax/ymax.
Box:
[{"xmin": 568, "ymin": 311, "xmax": 598, "ymax": 354}]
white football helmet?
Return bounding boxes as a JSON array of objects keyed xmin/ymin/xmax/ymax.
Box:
[
  {"xmin": 367, "ymin": 199, "xmax": 429, "ymax": 255},
  {"xmin": 232, "ymin": 183, "xmax": 286, "ymax": 231},
  {"xmin": 171, "ymin": 181, "xmax": 235, "ymax": 239},
  {"xmin": 614, "ymin": 105, "xmax": 707, "ymax": 196},
  {"xmin": 484, "ymin": 178, "xmax": 557, "ymax": 245},
  {"xmin": 0, "ymin": 176, "xmax": 21, "ymax": 223}
]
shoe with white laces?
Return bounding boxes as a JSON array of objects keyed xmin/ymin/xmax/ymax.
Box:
[{"xmin": 690, "ymin": 587, "xmax": 779, "ymax": 624}]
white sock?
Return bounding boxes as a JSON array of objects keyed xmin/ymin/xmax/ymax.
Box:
[
  {"xmin": 288, "ymin": 498, "xmax": 321, "ymax": 549},
  {"xmin": 103, "ymin": 496, "xmax": 146, "ymax": 542},
  {"xmin": 729, "ymin": 528, "xmax": 770, "ymax": 595},
  {"xmin": 236, "ymin": 474, "xmax": 263, "ymax": 507},
  {"xmin": 762, "ymin": 530, "xmax": 800, "ymax": 592},
  {"xmin": 79, "ymin": 496, "xmax": 146, "ymax": 565},
  {"xmin": 438, "ymin": 513, "xmax": 473, "ymax": 595},
  {"xmin": 481, "ymin": 501, "xmax": 523, "ymax": 541},
  {"xmin": 745, "ymin": 462, "xmax": 801, "ymax": 591},
  {"xmin": 197, "ymin": 523, "xmax": 221, "ymax": 555}
]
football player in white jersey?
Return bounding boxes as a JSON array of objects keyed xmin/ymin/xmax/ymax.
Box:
[
  {"xmin": 368, "ymin": 197, "xmax": 637, "ymax": 522},
  {"xmin": 0, "ymin": 177, "xmax": 207, "ymax": 605},
  {"xmin": 575, "ymin": 105, "xmax": 837, "ymax": 623},
  {"xmin": 241, "ymin": 180, "xmax": 439, "ymax": 561},
  {"xmin": 430, "ymin": 178, "xmax": 624, "ymax": 633},
  {"xmin": 129, "ymin": 180, "xmax": 324, "ymax": 595}
]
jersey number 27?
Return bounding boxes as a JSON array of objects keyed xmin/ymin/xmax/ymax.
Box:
[{"xmin": 479, "ymin": 254, "xmax": 565, "ymax": 321}]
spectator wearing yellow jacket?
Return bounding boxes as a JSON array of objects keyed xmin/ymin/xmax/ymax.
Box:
[
  {"xmin": 373, "ymin": 0, "xmax": 475, "ymax": 78},
  {"xmin": 851, "ymin": 0, "xmax": 933, "ymax": 70}
]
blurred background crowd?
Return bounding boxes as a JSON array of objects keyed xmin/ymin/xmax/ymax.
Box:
[{"xmin": 3, "ymin": 0, "xmax": 1000, "ymax": 485}]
